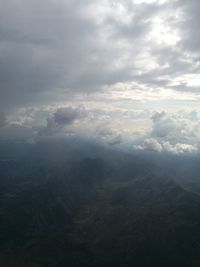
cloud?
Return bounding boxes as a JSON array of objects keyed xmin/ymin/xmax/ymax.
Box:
[
  {"xmin": 151, "ymin": 111, "xmax": 179, "ymax": 138},
  {"xmin": 151, "ymin": 111, "xmax": 199, "ymax": 142},
  {"xmin": 95, "ymin": 124, "xmax": 113, "ymax": 137},
  {"xmin": 1, "ymin": 0, "xmax": 198, "ymax": 111},
  {"xmin": 134, "ymin": 110, "xmax": 200, "ymax": 154},
  {"xmin": 0, "ymin": 0, "xmax": 97, "ymax": 109},
  {"xmin": 136, "ymin": 138, "xmax": 198, "ymax": 154},
  {"xmin": 0, "ymin": 113, "xmax": 7, "ymax": 128},
  {"xmin": 161, "ymin": 141, "xmax": 198, "ymax": 154},
  {"xmin": 53, "ymin": 107, "xmax": 87, "ymax": 126},
  {"xmin": 95, "ymin": 123, "xmax": 122, "ymax": 145},
  {"xmin": 37, "ymin": 106, "xmax": 87, "ymax": 137},
  {"xmin": 0, "ymin": 0, "xmax": 200, "ymax": 149},
  {"xmin": 137, "ymin": 138, "xmax": 163, "ymax": 152},
  {"xmin": 106, "ymin": 134, "xmax": 122, "ymax": 146},
  {"xmin": 177, "ymin": 0, "xmax": 200, "ymax": 53}
]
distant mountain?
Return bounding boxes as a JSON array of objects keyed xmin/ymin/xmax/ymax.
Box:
[{"xmin": 0, "ymin": 142, "xmax": 200, "ymax": 266}]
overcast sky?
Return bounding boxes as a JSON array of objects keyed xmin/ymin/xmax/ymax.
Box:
[{"xmin": 0, "ymin": 0, "xmax": 200, "ymax": 154}]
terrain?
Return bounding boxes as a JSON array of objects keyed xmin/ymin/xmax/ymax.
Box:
[{"xmin": 0, "ymin": 140, "xmax": 200, "ymax": 267}]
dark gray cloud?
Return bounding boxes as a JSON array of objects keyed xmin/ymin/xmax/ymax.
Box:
[
  {"xmin": 0, "ymin": 0, "xmax": 175, "ymax": 110},
  {"xmin": 106, "ymin": 134, "xmax": 122, "ymax": 146},
  {"xmin": 38, "ymin": 106, "xmax": 87, "ymax": 136},
  {"xmin": 53, "ymin": 107, "xmax": 87, "ymax": 125},
  {"xmin": 0, "ymin": 0, "xmax": 97, "ymax": 109},
  {"xmin": 177, "ymin": 0, "xmax": 200, "ymax": 53}
]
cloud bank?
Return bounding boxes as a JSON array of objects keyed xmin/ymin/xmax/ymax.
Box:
[{"xmin": 0, "ymin": 0, "xmax": 200, "ymax": 154}]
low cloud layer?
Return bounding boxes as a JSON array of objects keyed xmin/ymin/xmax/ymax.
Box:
[
  {"xmin": 135, "ymin": 110, "xmax": 200, "ymax": 154},
  {"xmin": 136, "ymin": 138, "xmax": 198, "ymax": 154}
]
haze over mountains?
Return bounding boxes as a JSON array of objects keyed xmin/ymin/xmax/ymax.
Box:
[{"xmin": 0, "ymin": 139, "xmax": 200, "ymax": 266}]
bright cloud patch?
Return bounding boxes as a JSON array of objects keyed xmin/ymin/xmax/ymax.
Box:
[{"xmin": 136, "ymin": 139, "xmax": 198, "ymax": 154}]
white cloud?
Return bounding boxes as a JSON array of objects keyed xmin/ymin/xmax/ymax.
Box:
[
  {"xmin": 151, "ymin": 111, "xmax": 200, "ymax": 141},
  {"xmin": 136, "ymin": 138, "xmax": 198, "ymax": 154},
  {"xmin": 137, "ymin": 138, "xmax": 163, "ymax": 152},
  {"xmin": 162, "ymin": 141, "xmax": 198, "ymax": 154}
]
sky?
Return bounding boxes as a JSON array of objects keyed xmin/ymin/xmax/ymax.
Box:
[{"xmin": 0, "ymin": 0, "xmax": 200, "ymax": 154}]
